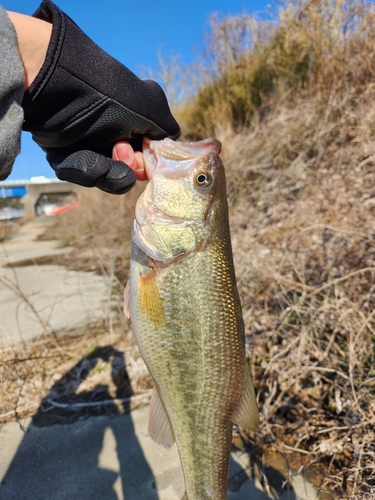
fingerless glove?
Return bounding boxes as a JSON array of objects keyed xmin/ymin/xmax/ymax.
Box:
[{"xmin": 22, "ymin": 0, "xmax": 180, "ymax": 194}]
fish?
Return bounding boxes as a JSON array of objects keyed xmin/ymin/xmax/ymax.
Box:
[{"xmin": 124, "ymin": 137, "xmax": 258, "ymax": 500}]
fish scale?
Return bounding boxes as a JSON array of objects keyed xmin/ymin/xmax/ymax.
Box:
[{"xmin": 125, "ymin": 138, "xmax": 258, "ymax": 500}]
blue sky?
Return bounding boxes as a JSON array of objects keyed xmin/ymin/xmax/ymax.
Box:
[{"xmin": 3, "ymin": 0, "xmax": 272, "ymax": 180}]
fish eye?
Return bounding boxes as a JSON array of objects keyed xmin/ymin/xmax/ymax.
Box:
[{"xmin": 195, "ymin": 172, "xmax": 213, "ymax": 188}]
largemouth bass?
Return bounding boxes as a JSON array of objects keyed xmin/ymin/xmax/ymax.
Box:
[{"xmin": 124, "ymin": 138, "xmax": 258, "ymax": 500}]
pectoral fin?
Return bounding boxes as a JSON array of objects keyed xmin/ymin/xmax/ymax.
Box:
[
  {"xmin": 147, "ymin": 386, "xmax": 175, "ymax": 449},
  {"xmin": 138, "ymin": 270, "xmax": 165, "ymax": 329},
  {"xmin": 233, "ymin": 364, "xmax": 259, "ymax": 431},
  {"xmin": 123, "ymin": 282, "xmax": 131, "ymax": 319}
]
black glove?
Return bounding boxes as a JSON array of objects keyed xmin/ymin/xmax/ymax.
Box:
[{"xmin": 22, "ymin": 0, "xmax": 180, "ymax": 194}]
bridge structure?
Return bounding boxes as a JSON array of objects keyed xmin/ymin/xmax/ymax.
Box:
[{"xmin": 0, "ymin": 178, "xmax": 84, "ymax": 217}]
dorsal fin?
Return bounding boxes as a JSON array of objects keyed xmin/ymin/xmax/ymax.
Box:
[{"xmin": 232, "ymin": 364, "xmax": 259, "ymax": 431}]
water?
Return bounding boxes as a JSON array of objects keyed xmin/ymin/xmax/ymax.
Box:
[{"xmin": 0, "ymin": 207, "xmax": 25, "ymax": 225}]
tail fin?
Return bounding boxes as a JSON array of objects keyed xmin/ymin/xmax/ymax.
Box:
[{"xmin": 181, "ymin": 493, "xmax": 188, "ymax": 500}]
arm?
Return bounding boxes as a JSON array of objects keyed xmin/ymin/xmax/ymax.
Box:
[
  {"xmin": 0, "ymin": 8, "xmax": 24, "ymax": 180},
  {"xmin": 6, "ymin": 11, "xmax": 52, "ymax": 90}
]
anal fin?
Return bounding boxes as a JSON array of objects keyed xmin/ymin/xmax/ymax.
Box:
[
  {"xmin": 147, "ymin": 386, "xmax": 175, "ymax": 449},
  {"xmin": 233, "ymin": 364, "xmax": 259, "ymax": 431}
]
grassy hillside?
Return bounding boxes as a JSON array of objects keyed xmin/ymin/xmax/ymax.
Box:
[
  {"xmin": 3, "ymin": 0, "xmax": 375, "ymax": 498},
  {"xmin": 188, "ymin": 2, "xmax": 375, "ymax": 496},
  {"xmin": 177, "ymin": 0, "xmax": 375, "ymax": 140},
  {"xmin": 184, "ymin": 2, "xmax": 375, "ymax": 496}
]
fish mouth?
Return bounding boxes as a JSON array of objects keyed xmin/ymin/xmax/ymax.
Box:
[{"xmin": 143, "ymin": 138, "xmax": 222, "ymax": 179}]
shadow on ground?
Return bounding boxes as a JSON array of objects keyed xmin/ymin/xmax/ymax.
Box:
[
  {"xmin": 0, "ymin": 346, "xmax": 159, "ymax": 500},
  {"xmin": 0, "ymin": 346, "xmax": 324, "ymax": 500}
]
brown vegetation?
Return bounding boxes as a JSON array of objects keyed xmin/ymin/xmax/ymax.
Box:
[{"xmin": 2, "ymin": 0, "xmax": 375, "ymax": 498}]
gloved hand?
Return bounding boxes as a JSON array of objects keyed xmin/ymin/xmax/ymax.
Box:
[{"xmin": 22, "ymin": 0, "xmax": 180, "ymax": 194}]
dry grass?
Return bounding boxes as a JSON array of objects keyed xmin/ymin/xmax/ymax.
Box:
[
  {"xmin": 2, "ymin": 0, "xmax": 375, "ymax": 497},
  {"xmin": 171, "ymin": 9, "xmax": 375, "ymax": 494},
  {"xmin": 216, "ymin": 82, "xmax": 375, "ymax": 497},
  {"xmin": 0, "ymin": 322, "xmax": 153, "ymax": 427},
  {"xmin": 177, "ymin": 0, "xmax": 375, "ymax": 139}
]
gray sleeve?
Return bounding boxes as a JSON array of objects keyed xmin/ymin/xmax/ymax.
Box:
[{"xmin": 0, "ymin": 7, "xmax": 25, "ymax": 180}]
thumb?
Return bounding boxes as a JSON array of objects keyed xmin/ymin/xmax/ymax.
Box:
[{"xmin": 50, "ymin": 150, "xmax": 137, "ymax": 195}]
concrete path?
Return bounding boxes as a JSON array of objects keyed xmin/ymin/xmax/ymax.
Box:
[
  {"xmin": 0, "ymin": 217, "xmax": 70, "ymax": 265},
  {"xmin": 0, "ymin": 406, "xmax": 321, "ymax": 500},
  {"xmin": 0, "ymin": 218, "xmax": 109, "ymax": 346}
]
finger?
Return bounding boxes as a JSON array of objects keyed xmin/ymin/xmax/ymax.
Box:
[
  {"xmin": 134, "ymin": 151, "xmax": 147, "ymax": 181},
  {"xmin": 51, "ymin": 150, "xmax": 136, "ymax": 195},
  {"xmin": 113, "ymin": 141, "xmax": 147, "ymax": 181}
]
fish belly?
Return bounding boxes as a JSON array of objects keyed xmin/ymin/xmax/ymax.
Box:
[{"xmin": 129, "ymin": 241, "xmax": 246, "ymax": 500}]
